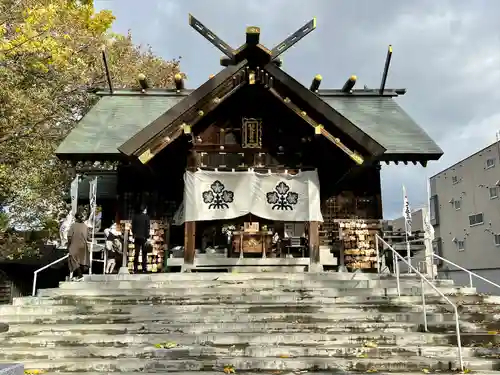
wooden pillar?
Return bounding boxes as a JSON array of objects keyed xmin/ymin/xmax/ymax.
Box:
[
  {"xmin": 184, "ymin": 149, "xmax": 198, "ymax": 269},
  {"xmin": 309, "ymin": 221, "xmax": 320, "ymax": 265},
  {"xmin": 184, "ymin": 221, "xmax": 196, "ymax": 267},
  {"xmin": 374, "ymin": 163, "xmax": 383, "ymax": 219}
]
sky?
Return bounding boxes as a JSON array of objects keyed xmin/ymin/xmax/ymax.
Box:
[{"xmin": 95, "ymin": 0, "xmax": 500, "ymax": 219}]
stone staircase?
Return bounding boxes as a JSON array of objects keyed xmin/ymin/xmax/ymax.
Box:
[{"xmin": 1, "ymin": 272, "xmax": 500, "ymax": 374}]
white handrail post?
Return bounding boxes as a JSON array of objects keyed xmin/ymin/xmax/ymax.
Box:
[
  {"xmin": 430, "ymin": 251, "xmax": 435, "ymax": 280},
  {"xmin": 421, "ymin": 277, "xmax": 428, "ymax": 332},
  {"xmin": 375, "ymin": 235, "xmax": 464, "ymax": 372},
  {"xmin": 395, "ymin": 257, "xmax": 401, "ymax": 296},
  {"xmin": 375, "ymin": 235, "xmax": 380, "ymax": 274},
  {"xmin": 431, "ymin": 252, "xmax": 500, "ymax": 292},
  {"xmin": 31, "ymin": 254, "xmax": 70, "ymax": 297},
  {"xmin": 32, "ymin": 272, "xmax": 38, "ymax": 297},
  {"xmin": 453, "ymin": 305, "xmax": 464, "ymax": 372},
  {"xmin": 468, "ymin": 273, "xmax": 474, "ymax": 288}
]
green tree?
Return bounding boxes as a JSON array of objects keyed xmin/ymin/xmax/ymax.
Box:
[{"xmin": 0, "ymin": 0, "xmax": 182, "ymax": 258}]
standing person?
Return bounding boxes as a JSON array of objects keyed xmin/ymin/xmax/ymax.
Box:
[
  {"xmin": 67, "ymin": 209, "xmax": 90, "ymax": 281},
  {"xmin": 104, "ymin": 223, "xmax": 123, "ymax": 274},
  {"xmin": 132, "ymin": 205, "xmax": 150, "ymax": 273}
]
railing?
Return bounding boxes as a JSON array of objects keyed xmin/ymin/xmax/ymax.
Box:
[
  {"xmin": 375, "ymin": 235, "xmax": 464, "ymax": 372},
  {"xmin": 427, "ymin": 253, "xmax": 500, "ymax": 292},
  {"xmin": 32, "ymin": 254, "xmax": 69, "ymax": 297}
]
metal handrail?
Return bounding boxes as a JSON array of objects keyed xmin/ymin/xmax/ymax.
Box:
[
  {"xmin": 32, "ymin": 254, "xmax": 69, "ymax": 297},
  {"xmin": 427, "ymin": 253, "xmax": 500, "ymax": 291},
  {"xmin": 376, "ymin": 235, "xmax": 464, "ymax": 372}
]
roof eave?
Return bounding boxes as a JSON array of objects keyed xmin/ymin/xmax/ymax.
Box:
[{"xmin": 263, "ymin": 62, "xmax": 386, "ymax": 158}]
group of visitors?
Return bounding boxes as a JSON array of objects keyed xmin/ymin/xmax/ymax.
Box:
[{"xmin": 65, "ymin": 205, "xmax": 151, "ymax": 280}]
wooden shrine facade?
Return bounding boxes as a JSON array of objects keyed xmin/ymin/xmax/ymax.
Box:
[{"xmin": 56, "ymin": 16, "xmax": 443, "ymax": 272}]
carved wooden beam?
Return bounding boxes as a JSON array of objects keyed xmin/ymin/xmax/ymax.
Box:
[
  {"xmin": 268, "ymin": 87, "xmax": 364, "ymax": 165},
  {"xmin": 137, "ymin": 69, "xmax": 249, "ymax": 164}
]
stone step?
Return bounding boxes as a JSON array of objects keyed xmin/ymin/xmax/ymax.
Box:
[
  {"xmin": 14, "ymin": 294, "xmax": 500, "ymax": 306},
  {"xmin": 0, "ymin": 332, "xmax": 489, "ymax": 348},
  {"xmin": 1, "ymin": 302, "xmax": 499, "ymax": 316},
  {"xmin": 12, "ymin": 356, "xmax": 500, "ymax": 372},
  {"xmin": 82, "ymin": 272, "xmax": 430, "ymax": 281},
  {"xmin": 1, "ymin": 311, "xmax": 497, "ymax": 325},
  {"xmin": 36, "ymin": 286, "xmax": 476, "ymax": 298},
  {"xmin": 59, "ymin": 279, "xmax": 456, "ymax": 289},
  {"xmin": 0, "ymin": 344, "xmax": 497, "ymax": 361},
  {"xmin": 33, "ymin": 372, "xmax": 500, "ymax": 375},
  {"xmin": 2, "ymin": 321, "xmax": 437, "ymax": 335}
]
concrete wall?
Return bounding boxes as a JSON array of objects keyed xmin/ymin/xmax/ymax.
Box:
[
  {"xmin": 439, "ymin": 269, "xmax": 500, "ymax": 295},
  {"xmin": 391, "ymin": 209, "xmax": 424, "ymax": 233},
  {"xmin": 431, "ymin": 141, "xmax": 500, "ymax": 294}
]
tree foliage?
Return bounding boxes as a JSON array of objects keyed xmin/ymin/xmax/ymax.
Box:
[{"xmin": 0, "ymin": 0, "xmax": 183, "ymax": 258}]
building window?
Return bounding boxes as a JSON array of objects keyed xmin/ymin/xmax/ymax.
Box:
[
  {"xmin": 429, "ymin": 195, "xmax": 439, "ymax": 225},
  {"xmin": 486, "ymin": 158, "xmax": 496, "ymax": 169},
  {"xmin": 453, "ymin": 199, "xmax": 461, "ymax": 210},
  {"xmin": 490, "ymin": 187, "xmax": 499, "ymax": 199},
  {"xmin": 457, "ymin": 240, "xmax": 465, "ymax": 251},
  {"xmin": 468, "ymin": 213, "xmax": 484, "ymax": 226},
  {"xmin": 452, "ymin": 176, "xmax": 459, "ymax": 184},
  {"xmin": 495, "ymin": 234, "xmax": 500, "ymax": 246}
]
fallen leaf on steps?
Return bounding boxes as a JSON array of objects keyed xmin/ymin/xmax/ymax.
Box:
[
  {"xmin": 364, "ymin": 341, "xmax": 378, "ymax": 348},
  {"xmin": 154, "ymin": 341, "xmax": 177, "ymax": 349}
]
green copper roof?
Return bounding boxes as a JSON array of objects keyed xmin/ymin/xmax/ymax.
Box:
[
  {"xmin": 56, "ymin": 91, "xmax": 442, "ymax": 159},
  {"xmin": 322, "ymin": 96, "xmax": 442, "ymax": 156},
  {"xmin": 56, "ymin": 95, "xmax": 185, "ymax": 156}
]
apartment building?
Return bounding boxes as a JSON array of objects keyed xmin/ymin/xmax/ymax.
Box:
[{"xmin": 430, "ymin": 141, "xmax": 500, "ymax": 294}]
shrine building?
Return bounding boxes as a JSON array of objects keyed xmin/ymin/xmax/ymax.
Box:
[{"xmin": 55, "ymin": 16, "xmax": 443, "ymax": 273}]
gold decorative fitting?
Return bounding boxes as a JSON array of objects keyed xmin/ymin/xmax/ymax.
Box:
[
  {"xmin": 213, "ymin": 97, "xmax": 221, "ymax": 104},
  {"xmin": 284, "ymin": 97, "xmax": 291, "ymax": 103},
  {"xmin": 198, "ymin": 110, "xmax": 204, "ymax": 116},
  {"xmin": 182, "ymin": 123, "xmax": 192, "ymax": 134},
  {"xmin": 351, "ymin": 153, "xmax": 364, "ymax": 165},
  {"xmin": 139, "ymin": 149, "xmax": 154, "ymax": 164},
  {"xmin": 301, "ymin": 111, "xmax": 307, "ymax": 116},
  {"xmin": 314, "ymin": 125, "xmax": 324, "ymax": 135},
  {"xmin": 249, "ymin": 72, "xmax": 256, "ymax": 85}
]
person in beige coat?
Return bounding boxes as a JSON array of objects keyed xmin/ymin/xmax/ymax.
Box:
[{"xmin": 67, "ymin": 209, "xmax": 90, "ymax": 281}]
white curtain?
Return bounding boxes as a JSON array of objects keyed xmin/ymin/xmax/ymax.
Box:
[{"xmin": 175, "ymin": 169, "xmax": 323, "ymax": 225}]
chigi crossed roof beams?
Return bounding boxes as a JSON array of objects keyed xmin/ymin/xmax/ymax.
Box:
[
  {"xmin": 112, "ymin": 15, "xmax": 442, "ymax": 167},
  {"xmin": 120, "ymin": 15, "xmax": 387, "ymax": 165}
]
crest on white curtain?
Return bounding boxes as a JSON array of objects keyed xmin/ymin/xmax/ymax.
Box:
[
  {"xmin": 266, "ymin": 181, "xmax": 299, "ymax": 210},
  {"xmin": 180, "ymin": 169, "xmax": 323, "ymax": 224},
  {"xmin": 202, "ymin": 180, "xmax": 235, "ymax": 209}
]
